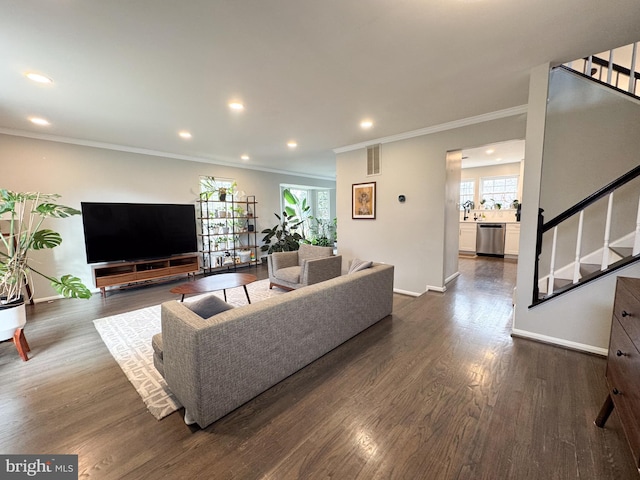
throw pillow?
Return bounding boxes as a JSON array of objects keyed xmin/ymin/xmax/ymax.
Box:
[
  {"xmin": 185, "ymin": 294, "xmax": 234, "ymax": 319},
  {"xmin": 348, "ymin": 258, "xmax": 373, "ymax": 274}
]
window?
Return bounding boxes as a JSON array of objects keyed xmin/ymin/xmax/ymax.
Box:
[
  {"xmin": 460, "ymin": 179, "xmax": 475, "ymax": 209},
  {"xmin": 315, "ymin": 190, "xmax": 330, "ymax": 220},
  {"xmin": 280, "ymin": 185, "xmax": 334, "ymax": 242},
  {"xmin": 480, "ymin": 175, "xmax": 519, "ymax": 208}
]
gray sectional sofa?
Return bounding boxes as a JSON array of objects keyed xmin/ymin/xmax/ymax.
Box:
[{"xmin": 154, "ymin": 262, "xmax": 394, "ymax": 428}]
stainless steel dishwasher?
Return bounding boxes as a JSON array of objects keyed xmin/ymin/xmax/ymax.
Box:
[{"xmin": 476, "ymin": 223, "xmax": 506, "ymax": 256}]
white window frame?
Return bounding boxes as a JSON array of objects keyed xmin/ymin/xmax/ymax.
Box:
[{"xmin": 480, "ymin": 175, "xmax": 519, "ymax": 209}]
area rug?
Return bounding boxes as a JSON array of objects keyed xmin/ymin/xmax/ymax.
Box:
[{"xmin": 93, "ymin": 278, "xmax": 282, "ymax": 420}]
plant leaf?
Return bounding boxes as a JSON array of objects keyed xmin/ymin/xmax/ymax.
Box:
[
  {"xmin": 31, "ymin": 229, "xmax": 62, "ymax": 250},
  {"xmin": 50, "ymin": 275, "xmax": 92, "ymax": 299},
  {"xmin": 35, "ymin": 203, "xmax": 81, "ymax": 218}
]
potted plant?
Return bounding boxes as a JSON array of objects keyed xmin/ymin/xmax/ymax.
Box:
[
  {"xmin": 0, "ymin": 190, "xmax": 91, "ymax": 342},
  {"xmin": 260, "ymin": 211, "xmax": 303, "ymax": 254},
  {"xmin": 200, "ymin": 176, "xmax": 237, "ymax": 202}
]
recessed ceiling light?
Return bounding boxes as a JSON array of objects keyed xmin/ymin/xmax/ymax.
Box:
[
  {"xmin": 178, "ymin": 131, "xmax": 192, "ymax": 139},
  {"xmin": 25, "ymin": 72, "xmax": 53, "ymax": 84},
  {"xmin": 485, "ymin": 149, "xmax": 495, "ymax": 155},
  {"xmin": 287, "ymin": 141, "xmax": 297, "ymax": 148},
  {"xmin": 360, "ymin": 120, "xmax": 373, "ymax": 129},
  {"xmin": 228, "ymin": 102, "xmax": 245, "ymax": 111},
  {"xmin": 29, "ymin": 117, "xmax": 50, "ymax": 126},
  {"xmin": 241, "ymin": 154, "xmax": 250, "ymax": 161}
]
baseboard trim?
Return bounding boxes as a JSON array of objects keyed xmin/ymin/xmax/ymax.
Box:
[
  {"xmin": 445, "ymin": 272, "xmax": 460, "ymax": 284},
  {"xmin": 510, "ymin": 328, "xmax": 608, "ymax": 356},
  {"xmin": 426, "ymin": 285, "xmax": 447, "ymax": 293},
  {"xmin": 394, "ymin": 288, "xmax": 422, "ymax": 297}
]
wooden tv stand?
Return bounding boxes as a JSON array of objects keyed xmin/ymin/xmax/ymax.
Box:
[{"xmin": 92, "ymin": 254, "xmax": 200, "ymax": 296}]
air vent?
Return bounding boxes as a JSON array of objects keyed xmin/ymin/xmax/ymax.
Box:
[{"xmin": 367, "ymin": 144, "xmax": 380, "ymax": 175}]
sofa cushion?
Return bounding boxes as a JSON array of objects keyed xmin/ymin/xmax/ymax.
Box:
[
  {"xmin": 185, "ymin": 294, "xmax": 234, "ymax": 319},
  {"xmin": 274, "ymin": 265, "xmax": 301, "ymax": 283},
  {"xmin": 152, "ymin": 333, "xmax": 164, "ymax": 359},
  {"xmin": 348, "ymin": 258, "xmax": 373, "ymax": 274},
  {"xmin": 297, "ymin": 243, "xmax": 333, "ymax": 266}
]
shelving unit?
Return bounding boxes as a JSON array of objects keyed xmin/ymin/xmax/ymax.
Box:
[{"xmin": 197, "ymin": 195, "xmax": 259, "ymax": 275}]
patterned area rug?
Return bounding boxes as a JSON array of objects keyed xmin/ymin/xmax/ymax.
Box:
[{"xmin": 93, "ymin": 278, "xmax": 281, "ymax": 420}]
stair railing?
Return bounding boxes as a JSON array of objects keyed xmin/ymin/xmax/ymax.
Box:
[
  {"xmin": 532, "ymin": 165, "xmax": 640, "ymax": 305},
  {"xmin": 564, "ymin": 42, "xmax": 639, "ymax": 98}
]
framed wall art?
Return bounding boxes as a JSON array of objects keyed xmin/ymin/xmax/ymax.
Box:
[{"xmin": 352, "ymin": 182, "xmax": 376, "ymax": 219}]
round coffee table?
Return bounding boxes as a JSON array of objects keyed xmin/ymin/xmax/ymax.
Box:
[{"xmin": 170, "ymin": 273, "xmax": 258, "ymax": 303}]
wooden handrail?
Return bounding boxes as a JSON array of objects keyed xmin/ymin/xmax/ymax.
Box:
[
  {"xmin": 588, "ymin": 55, "xmax": 640, "ymax": 81},
  {"xmin": 542, "ymin": 165, "xmax": 640, "ymax": 232}
]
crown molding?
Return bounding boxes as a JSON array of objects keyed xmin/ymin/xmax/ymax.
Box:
[
  {"xmin": 0, "ymin": 128, "xmax": 336, "ymax": 182},
  {"xmin": 333, "ymin": 105, "xmax": 528, "ymax": 154}
]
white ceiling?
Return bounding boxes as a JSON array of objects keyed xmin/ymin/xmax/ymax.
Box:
[
  {"xmin": 1, "ymin": 1, "xmax": 639, "ymax": 179},
  {"xmin": 462, "ymin": 139, "xmax": 525, "ymax": 169}
]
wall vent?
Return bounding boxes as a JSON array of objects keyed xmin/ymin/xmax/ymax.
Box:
[{"xmin": 367, "ymin": 144, "xmax": 381, "ymax": 175}]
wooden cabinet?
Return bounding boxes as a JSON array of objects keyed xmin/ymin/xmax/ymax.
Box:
[
  {"xmin": 595, "ymin": 277, "xmax": 640, "ymax": 470},
  {"xmin": 92, "ymin": 254, "xmax": 199, "ymax": 296},
  {"xmin": 198, "ymin": 195, "xmax": 259, "ymax": 273},
  {"xmin": 504, "ymin": 223, "xmax": 521, "ymax": 256},
  {"xmin": 459, "ymin": 223, "xmax": 477, "ymax": 253}
]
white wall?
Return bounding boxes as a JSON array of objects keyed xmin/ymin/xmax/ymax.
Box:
[
  {"xmin": 336, "ymin": 115, "xmax": 526, "ymax": 295},
  {"xmin": 513, "ymin": 64, "xmax": 640, "ymax": 353},
  {"xmin": 0, "ymin": 134, "xmax": 335, "ymax": 301}
]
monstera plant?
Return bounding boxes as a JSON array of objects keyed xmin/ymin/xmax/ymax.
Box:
[{"xmin": 0, "ymin": 189, "xmax": 91, "ymax": 341}]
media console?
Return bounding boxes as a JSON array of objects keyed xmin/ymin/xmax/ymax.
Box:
[{"xmin": 92, "ymin": 254, "xmax": 200, "ymax": 296}]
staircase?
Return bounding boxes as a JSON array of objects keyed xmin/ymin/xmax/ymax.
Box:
[
  {"xmin": 528, "ymin": 42, "xmax": 640, "ymax": 307},
  {"xmin": 532, "ymin": 165, "xmax": 640, "ymax": 305}
]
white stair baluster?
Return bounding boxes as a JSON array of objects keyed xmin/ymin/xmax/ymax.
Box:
[
  {"xmin": 602, "ymin": 192, "xmax": 614, "ymax": 270},
  {"xmin": 634, "ymin": 195, "xmax": 640, "ymax": 256},
  {"xmin": 607, "ymin": 49, "xmax": 614, "ymax": 85},
  {"xmin": 548, "ymin": 227, "xmax": 558, "ymax": 295},
  {"xmin": 629, "ymin": 42, "xmax": 637, "ymax": 95},
  {"xmin": 573, "ymin": 210, "xmax": 584, "ymax": 283}
]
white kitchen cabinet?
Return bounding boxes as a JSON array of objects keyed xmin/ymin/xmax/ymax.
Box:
[
  {"xmin": 504, "ymin": 223, "xmax": 521, "ymax": 255},
  {"xmin": 459, "ymin": 223, "xmax": 477, "ymax": 253}
]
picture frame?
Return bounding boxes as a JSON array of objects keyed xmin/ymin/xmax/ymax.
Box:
[{"xmin": 352, "ymin": 182, "xmax": 376, "ymax": 219}]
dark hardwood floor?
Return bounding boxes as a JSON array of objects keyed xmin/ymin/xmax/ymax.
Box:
[{"xmin": 0, "ymin": 258, "xmax": 637, "ymax": 479}]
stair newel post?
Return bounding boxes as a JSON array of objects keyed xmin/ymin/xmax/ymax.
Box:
[
  {"xmin": 548, "ymin": 226, "xmax": 558, "ymax": 295},
  {"xmin": 634, "ymin": 195, "xmax": 640, "ymax": 256},
  {"xmin": 573, "ymin": 210, "xmax": 585, "ymax": 284},
  {"xmin": 602, "ymin": 192, "xmax": 614, "ymax": 271},
  {"xmin": 606, "ymin": 49, "xmax": 614, "ymax": 85},
  {"xmin": 533, "ymin": 208, "xmax": 544, "ymax": 304}
]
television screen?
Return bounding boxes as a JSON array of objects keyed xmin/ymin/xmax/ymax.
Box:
[{"xmin": 81, "ymin": 202, "xmax": 198, "ymax": 263}]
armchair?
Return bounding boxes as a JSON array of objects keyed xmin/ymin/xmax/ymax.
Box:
[{"xmin": 267, "ymin": 243, "xmax": 342, "ymax": 290}]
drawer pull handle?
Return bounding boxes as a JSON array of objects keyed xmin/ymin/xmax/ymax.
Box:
[
  {"xmin": 616, "ymin": 350, "xmax": 625, "ymax": 357},
  {"xmin": 612, "ymin": 388, "xmax": 620, "ymax": 395},
  {"xmin": 621, "ymin": 310, "xmax": 630, "ymax": 317}
]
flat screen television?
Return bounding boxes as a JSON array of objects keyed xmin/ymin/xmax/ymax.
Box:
[{"xmin": 81, "ymin": 202, "xmax": 198, "ymax": 264}]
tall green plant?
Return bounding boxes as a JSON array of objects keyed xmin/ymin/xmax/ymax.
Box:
[
  {"xmin": 283, "ymin": 189, "xmax": 311, "ymax": 239},
  {"xmin": 0, "ymin": 190, "xmax": 92, "ymax": 303},
  {"xmin": 260, "ymin": 211, "xmax": 303, "ymax": 254}
]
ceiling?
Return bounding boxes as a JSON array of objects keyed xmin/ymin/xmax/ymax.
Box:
[
  {"xmin": 462, "ymin": 139, "xmax": 525, "ymax": 169},
  {"xmin": 1, "ymin": 1, "xmax": 639, "ymax": 180}
]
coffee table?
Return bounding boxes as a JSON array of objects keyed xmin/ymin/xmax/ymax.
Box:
[{"xmin": 170, "ymin": 273, "xmax": 258, "ymax": 303}]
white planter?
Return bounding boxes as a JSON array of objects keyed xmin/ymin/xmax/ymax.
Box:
[{"xmin": 0, "ymin": 299, "xmax": 27, "ymax": 342}]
